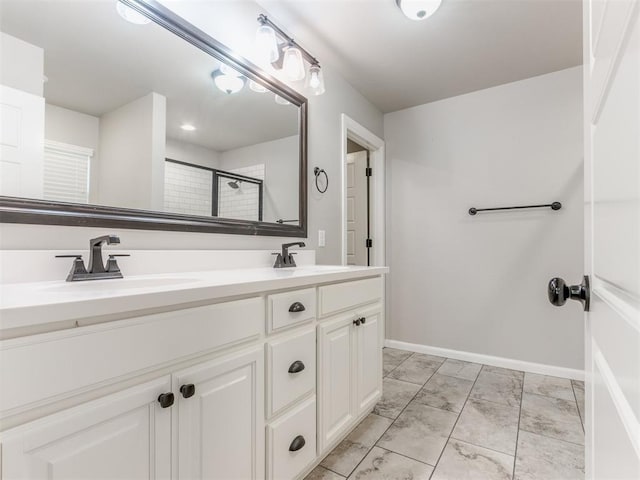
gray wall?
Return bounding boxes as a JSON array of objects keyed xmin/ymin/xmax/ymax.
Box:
[
  {"xmin": 384, "ymin": 67, "xmax": 584, "ymax": 369},
  {"xmin": 0, "ymin": 2, "xmax": 383, "ymax": 264}
]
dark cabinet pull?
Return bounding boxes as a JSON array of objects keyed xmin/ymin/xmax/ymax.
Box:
[
  {"xmin": 353, "ymin": 318, "xmax": 361, "ymax": 326},
  {"xmin": 360, "ymin": 317, "xmax": 366, "ymax": 324},
  {"xmin": 180, "ymin": 384, "xmax": 196, "ymax": 398},
  {"xmin": 289, "ymin": 435, "xmax": 306, "ymax": 452},
  {"xmin": 288, "ymin": 302, "xmax": 306, "ymax": 313},
  {"xmin": 158, "ymin": 392, "xmax": 175, "ymax": 408},
  {"xmin": 288, "ymin": 360, "xmax": 305, "ymax": 374}
]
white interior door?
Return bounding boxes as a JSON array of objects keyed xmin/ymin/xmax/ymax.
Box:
[
  {"xmin": 346, "ymin": 151, "xmax": 368, "ymax": 266},
  {"xmin": 584, "ymin": 0, "xmax": 640, "ymax": 478}
]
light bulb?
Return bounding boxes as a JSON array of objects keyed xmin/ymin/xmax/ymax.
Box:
[
  {"xmin": 255, "ymin": 24, "xmax": 279, "ymax": 64},
  {"xmin": 249, "ymin": 80, "xmax": 268, "ymax": 93},
  {"xmin": 395, "ymin": 0, "xmax": 442, "ymax": 20},
  {"xmin": 306, "ymin": 64, "xmax": 325, "ymax": 95},
  {"xmin": 116, "ymin": 1, "xmax": 151, "ymax": 25},
  {"xmin": 282, "ymin": 45, "xmax": 305, "ymax": 81}
]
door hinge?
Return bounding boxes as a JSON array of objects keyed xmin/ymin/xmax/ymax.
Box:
[
  {"xmin": 365, "ymin": 167, "xmax": 372, "ymax": 177},
  {"xmin": 366, "ymin": 238, "xmax": 373, "ymax": 248}
]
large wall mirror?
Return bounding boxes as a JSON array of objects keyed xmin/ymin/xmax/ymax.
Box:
[{"xmin": 0, "ymin": 0, "xmax": 307, "ymax": 236}]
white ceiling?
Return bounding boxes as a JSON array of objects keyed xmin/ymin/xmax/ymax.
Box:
[
  {"xmin": 0, "ymin": 1, "xmax": 299, "ymax": 152},
  {"xmin": 258, "ymin": 0, "xmax": 583, "ymax": 113}
]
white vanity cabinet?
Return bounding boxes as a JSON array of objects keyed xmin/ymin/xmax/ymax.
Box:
[
  {"xmin": 1, "ymin": 376, "xmax": 173, "ymax": 479},
  {"xmin": 174, "ymin": 347, "xmax": 264, "ymax": 480},
  {"xmin": 317, "ymin": 278, "xmax": 384, "ymax": 453},
  {"xmin": 0, "ymin": 270, "xmax": 386, "ymax": 480}
]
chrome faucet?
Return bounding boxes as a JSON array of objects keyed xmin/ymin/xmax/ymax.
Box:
[
  {"xmin": 273, "ymin": 242, "xmax": 306, "ymax": 268},
  {"xmin": 56, "ymin": 234, "xmax": 129, "ymax": 281}
]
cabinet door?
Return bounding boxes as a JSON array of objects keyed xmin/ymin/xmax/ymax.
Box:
[
  {"xmin": 173, "ymin": 347, "xmax": 264, "ymax": 480},
  {"xmin": 355, "ymin": 309, "xmax": 383, "ymax": 415},
  {"xmin": 318, "ymin": 314, "xmax": 355, "ymax": 452},
  {"xmin": 1, "ymin": 376, "xmax": 172, "ymax": 480}
]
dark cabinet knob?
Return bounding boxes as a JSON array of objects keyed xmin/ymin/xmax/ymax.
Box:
[
  {"xmin": 180, "ymin": 384, "xmax": 195, "ymax": 398},
  {"xmin": 289, "ymin": 302, "xmax": 306, "ymax": 313},
  {"xmin": 289, "ymin": 435, "xmax": 306, "ymax": 452},
  {"xmin": 158, "ymin": 392, "xmax": 175, "ymax": 408},
  {"xmin": 353, "ymin": 318, "xmax": 361, "ymax": 326},
  {"xmin": 288, "ymin": 360, "xmax": 305, "ymax": 374},
  {"xmin": 548, "ymin": 276, "xmax": 590, "ymax": 312},
  {"xmin": 360, "ymin": 317, "xmax": 366, "ymax": 324}
]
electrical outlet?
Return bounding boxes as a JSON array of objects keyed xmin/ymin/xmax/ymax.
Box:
[{"xmin": 318, "ymin": 230, "xmax": 326, "ymax": 247}]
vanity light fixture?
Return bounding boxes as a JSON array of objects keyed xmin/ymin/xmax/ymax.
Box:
[
  {"xmin": 116, "ymin": 1, "xmax": 152, "ymax": 25},
  {"xmin": 395, "ymin": 0, "xmax": 442, "ymax": 20},
  {"xmin": 256, "ymin": 14, "xmax": 326, "ymax": 95},
  {"xmin": 180, "ymin": 124, "xmax": 196, "ymax": 131},
  {"xmin": 211, "ymin": 69, "xmax": 246, "ymax": 95}
]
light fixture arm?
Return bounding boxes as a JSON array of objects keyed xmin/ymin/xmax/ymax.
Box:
[{"xmin": 257, "ymin": 14, "xmax": 320, "ymax": 67}]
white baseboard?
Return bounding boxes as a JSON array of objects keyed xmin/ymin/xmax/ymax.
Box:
[{"xmin": 384, "ymin": 339, "xmax": 584, "ymax": 381}]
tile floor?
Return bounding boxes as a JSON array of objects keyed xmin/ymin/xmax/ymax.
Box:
[{"xmin": 306, "ymin": 348, "xmax": 585, "ymax": 480}]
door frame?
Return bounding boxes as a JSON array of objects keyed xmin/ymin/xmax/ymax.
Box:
[{"xmin": 340, "ymin": 114, "xmax": 385, "ymax": 267}]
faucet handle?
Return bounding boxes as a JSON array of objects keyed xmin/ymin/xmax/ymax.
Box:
[
  {"xmin": 55, "ymin": 254, "xmax": 83, "ymax": 259},
  {"xmin": 56, "ymin": 255, "xmax": 88, "ymax": 281},
  {"xmin": 106, "ymin": 254, "xmax": 129, "ymax": 275}
]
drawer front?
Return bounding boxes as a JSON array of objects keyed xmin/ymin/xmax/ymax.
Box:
[
  {"xmin": 0, "ymin": 297, "xmax": 264, "ymax": 414},
  {"xmin": 267, "ymin": 327, "xmax": 316, "ymax": 417},
  {"xmin": 318, "ymin": 277, "xmax": 383, "ymax": 317},
  {"xmin": 268, "ymin": 288, "xmax": 316, "ymax": 332},
  {"xmin": 267, "ymin": 396, "xmax": 316, "ymax": 480}
]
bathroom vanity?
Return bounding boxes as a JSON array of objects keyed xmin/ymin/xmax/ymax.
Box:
[{"xmin": 0, "ymin": 263, "xmax": 387, "ymax": 479}]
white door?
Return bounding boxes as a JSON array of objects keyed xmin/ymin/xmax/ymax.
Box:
[
  {"xmin": 583, "ymin": 0, "xmax": 640, "ymax": 477},
  {"xmin": 0, "ymin": 85, "xmax": 45, "ymax": 198},
  {"xmin": 355, "ymin": 307, "xmax": 383, "ymax": 415},
  {"xmin": 0, "ymin": 376, "xmax": 172, "ymax": 479},
  {"xmin": 173, "ymin": 347, "xmax": 264, "ymax": 480},
  {"xmin": 346, "ymin": 151, "xmax": 368, "ymax": 266},
  {"xmin": 318, "ymin": 314, "xmax": 355, "ymax": 452}
]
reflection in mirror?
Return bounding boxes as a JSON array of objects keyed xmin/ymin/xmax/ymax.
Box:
[{"xmin": 0, "ymin": 0, "xmax": 301, "ymax": 226}]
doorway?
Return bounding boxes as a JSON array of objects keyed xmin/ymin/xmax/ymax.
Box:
[{"xmin": 341, "ymin": 114, "xmax": 385, "ymax": 267}]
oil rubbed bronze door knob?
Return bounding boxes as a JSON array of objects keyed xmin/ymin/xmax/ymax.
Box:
[{"xmin": 548, "ymin": 276, "xmax": 590, "ymax": 312}]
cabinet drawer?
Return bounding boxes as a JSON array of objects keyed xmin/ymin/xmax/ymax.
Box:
[
  {"xmin": 0, "ymin": 297, "xmax": 264, "ymax": 414},
  {"xmin": 318, "ymin": 277, "xmax": 382, "ymax": 317},
  {"xmin": 267, "ymin": 327, "xmax": 316, "ymax": 417},
  {"xmin": 268, "ymin": 288, "xmax": 316, "ymax": 332},
  {"xmin": 267, "ymin": 396, "xmax": 316, "ymax": 480}
]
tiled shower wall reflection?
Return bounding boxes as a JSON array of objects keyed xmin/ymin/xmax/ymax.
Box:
[
  {"xmin": 164, "ymin": 161, "xmax": 213, "ymax": 216},
  {"xmin": 217, "ymin": 164, "xmax": 265, "ymax": 221}
]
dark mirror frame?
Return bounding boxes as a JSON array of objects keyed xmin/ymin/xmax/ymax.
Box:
[{"xmin": 0, "ymin": 0, "xmax": 307, "ymax": 238}]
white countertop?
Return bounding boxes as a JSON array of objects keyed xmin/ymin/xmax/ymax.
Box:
[{"xmin": 0, "ymin": 265, "xmax": 388, "ymax": 332}]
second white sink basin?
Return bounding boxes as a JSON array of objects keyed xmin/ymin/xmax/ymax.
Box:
[{"xmin": 42, "ymin": 276, "xmax": 199, "ymax": 293}]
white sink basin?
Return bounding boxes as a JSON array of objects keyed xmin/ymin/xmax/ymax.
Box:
[{"xmin": 41, "ymin": 276, "xmax": 199, "ymax": 292}]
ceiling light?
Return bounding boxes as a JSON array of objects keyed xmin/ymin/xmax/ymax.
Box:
[
  {"xmin": 395, "ymin": 0, "xmax": 442, "ymax": 20},
  {"xmin": 180, "ymin": 124, "xmax": 196, "ymax": 131},
  {"xmin": 306, "ymin": 63, "xmax": 325, "ymax": 96},
  {"xmin": 275, "ymin": 95, "xmax": 292, "ymax": 106},
  {"xmin": 116, "ymin": 1, "xmax": 152, "ymax": 25},
  {"xmin": 255, "ymin": 23, "xmax": 279, "ymax": 65},
  {"xmin": 249, "ymin": 80, "xmax": 268, "ymax": 93},
  {"xmin": 211, "ymin": 69, "xmax": 246, "ymax": 94},
  {"xmin": 282, "ymin": 44, "xmax": 305, "ymax": 81}
]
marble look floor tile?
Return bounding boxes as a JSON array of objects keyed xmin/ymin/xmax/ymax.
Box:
[
  {"xmin": 514, "ymin": 430, "xmax": 584, "ymax": 480},
  {"xmin": 523, "ymin": 373, "xmax": 575, "ymax": 401},
  {"xmin": 305, "ymin": 466, "xmax": 346, "ymax": 480},
  {"xmin": 347, "ymin": 447, "xmax": 433, "ymax": 480},
  {"xmin": 470, "ymin": 371, "xmax": 523, "ymax": 407},
  {"xmin": 451, "ymin": 398, "xmax": 520, "ymax": 455},
  {"xmin": 387, "ymin": 353, "xmax": 445, "ymax": 385},
  {"xmin": 321, "ymin": 414, "xmax": 393, "ymax": 477},
  {"xmin": 572, "ymin": 380, "xmax": 585, "ymax": 426},
  {"xmin": 382, "ymin": 348, "xmax": 412, "ymax": 376},
  {"xmin": 482, "ymin": 365, "xmax": 525, "ymax": 380},
  {"xmin": 373, "ymin": 378, "xmax": 421, "ymax": 419},
  {"xmin": 437, "ymin": 358, "xmax": 482, "ymax": 381},
  {"xmin": 377, "ymin": 401, "xmax": 458, "ymax": 465},
  {"xmin": 413, "ymin": 373, "xmax": 474, "ymax": 412},
  {"xmin": 431, "ymin": 439, "xmax": 514, "ymax": 480},
  {"xmin": 520, "ymin": 393, "xmax": 584, "ymax": 445}
]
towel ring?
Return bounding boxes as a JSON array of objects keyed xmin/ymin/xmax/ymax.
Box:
[{"xmin": 314, "ymin": 167, "xmax": 328, "ymax": 193}]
